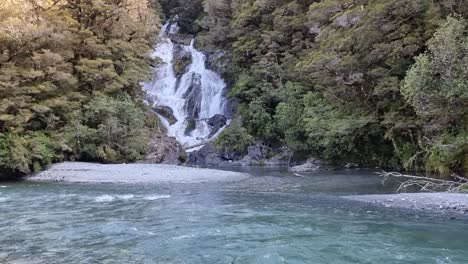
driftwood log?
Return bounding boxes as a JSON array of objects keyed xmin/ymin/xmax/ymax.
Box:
[{"xmin": 379, "ymin": 171, "xmax": 468, "ymax": 192}]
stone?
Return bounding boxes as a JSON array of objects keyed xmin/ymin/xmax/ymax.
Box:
[
  {"xmin": 183, "ymin": 73, "xmax": 202, "ymax": 119},
  {"xmin": 173, "ymin": 44, "xmax": 192, "ymax": 77},
  {"xmin": 184, "ymin": 118, "xmax": 196, "ymax": 136},
  {"xmin": 290, "ymin": 158, "xmax": 324, "ymax": 172},
  {"xmin": 205, "ymin": 50, "xmax": 231, "ymax": 77},
  {"xmin": 345, "ymin": 163, "xmax": 359, "ymax": 169},
  {"xmin": 207, "ymin": 114, "xmax": 227, "ymax": 137},
  {"xmin": 334, "ymin": 13, "xmax": 361, "ymax": 28},
  {"xmin": 247, "ymin": 145, "xmax": 270, "ymax": 160},
  {"xmin": 153, "ymin": 106, "xmax": 177, "ymax": 125},
  {"xmin": 222, "ymin": 98, "xmax": 238, "ymax": 119},
  {"xmin": 187, "ymin": 144, "xmax": 224, "ymax": 167},
  {"xmin": 144, "ymin": 134, "xmax": 186, "ymax": 165},
  {"xmin": 169, "ymin": 33, "xmax": 193, "ymax": 46}
]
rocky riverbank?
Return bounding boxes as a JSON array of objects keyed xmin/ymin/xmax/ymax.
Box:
[
  {"xmin": 30, "ymin": 162, "xmax": 249, "ymax": 184},
  {"xmin": 343, "ymin": 193, "xmax": 468, "ymax": 215}
]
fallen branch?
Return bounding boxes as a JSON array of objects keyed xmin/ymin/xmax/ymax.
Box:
[{"xmin": 378, "ymin": 171, "xmax": 468, "ymax": 193}]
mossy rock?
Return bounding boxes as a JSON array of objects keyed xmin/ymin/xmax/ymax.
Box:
[
  {"xmin": 173, "ymin": 55, "xmax": 192, "ymax": 76},
  {"xmin": 184, "ymin": 118, "xmax": 196, "ymax": 136},
  {"xmin": 153, "ymin": 106, "xmax": 177, "ymax": 125}
]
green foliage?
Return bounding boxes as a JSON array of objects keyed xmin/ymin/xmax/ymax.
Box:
[
  {"xmin": 0, "ymin": 131, "xmax": 67, "ymax": 174},
  {"xmin": 214, "ymin": 119, "xmax": 254, "ymax": 155},
  {"xmin": 65, "ymin": 94, "xmax": 151, "ymax": 163},
  {"xmin": 425, "ymin": 133, "xmax": 468, "ymax": 176},
  {"xmin": 402, "ymin": 16, "xmax": 468, "ymax": 131},
  {"xmin": 402, "ymin": 16, "xmax": 468, "ymax": 175},
  {"xmin": 195, "ymin": 0, "xmax": 467, "ymax": 174},
  {"xmin": 0, "ymin": 0, "xmax": 162, "ymax": 176}
]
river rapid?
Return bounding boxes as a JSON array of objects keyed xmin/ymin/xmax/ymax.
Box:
[{"xmin": 1, "ymin": 169, "xmax": 467, "ymax": 263}]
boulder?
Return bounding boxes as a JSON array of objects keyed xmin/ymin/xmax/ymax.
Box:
[
  {"xmin": 290, "ymin": 158, "xmax": 325, "ymax": 172},
  {"xmin": 144, "ymin": 134, "xmax": 187, "ymax": 165},
  {"xmin": 187, "ymin": 142, "xmax": 245, "ymax": 167},
  {"xmin": 207, "ymin": 114, "xmax": 227, "ymax": 137},
  {"xmin": 169, "ymin": 33, "xmax": 193, "ymax": 46},
  {"xmin": 183, "ymin": 73, "xmax": 202, "ymax": 119},
  {"xmin": 153, "ymin": 106, "xmax": 177, "ymax": 125},
  {"xmin": 187, "ymin": 144, "xmax": 224, "ymax": 167},
  {"xmin": 247, "ymin": 144, "xmax": 270, "ymax": 160},
  {"xmin": 173, "ymin": 44, "xmax": 192, "ymax": 77},
  {"xmin": 345, "ymin": 163, "xmax": 359, "ymax": 169},
  {"xmin": 334, "ymin": 13, "xmax": 362, "ymax": 28},
  {"xmin": 184, "ymin": 118, "xmax": 196, "ymax": 136},
  {"xmin": 205, "ymin": 50, "xmax": 231, "ymax": 77}
]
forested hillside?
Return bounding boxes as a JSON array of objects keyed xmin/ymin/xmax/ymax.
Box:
[
  {"xmin": 0, "ymin": 0, "xmax": 162, "ymax": 176},
  {"xmin": 164, "ymin": 0, "xmax": 467, "ymax": 176},
  {"xmin": 1, "ymin": 0, "xmax": 467, "ymax": 177}
]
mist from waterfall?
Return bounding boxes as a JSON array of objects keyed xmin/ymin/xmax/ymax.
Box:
[{"xmin": 143, "ymin": 22, "xmax": 228, "ymax": 149}]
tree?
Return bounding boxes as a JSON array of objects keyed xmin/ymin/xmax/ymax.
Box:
[
  {"xmin": 402, "ymin": 16, "xmax": 468, "ymax": 175},
  {"xmin": 0, "ymin": 0, "xmax": 162, "ymax": 176}
]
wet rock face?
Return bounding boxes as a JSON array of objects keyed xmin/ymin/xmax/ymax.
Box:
[
  {"xmin": 247, "ymin": 145, "xmax": 270, "ymax": 160},
  {"xmin": 168, "ymin": 33, "xmax": 193, "ymax": 46},
  {"xmin": 222, "ymin": 98, "xmax": 238, "ymax": 119},
  {"xmin": 173, "ymin": 45, "xmax": 192, "ymax": 77},
  {"xmin": 183, "ymin": 73, "xmax": 202, "ymax": 119},
  {"xmin": 186, "ymin": 143, "xmax": 294, "ymax": 168},
  {"xmin": 184, "ymin": 117, "xmax": 196, "ymax": 136},
  {"xmin": 207, "ymin": 114, "xmax": 227, "ymax": 137},
  {"xmin": 187, "ymin": 144, "xmax": 225, "ymax": 167},
  {"xmin": 153, "ymin": 106, "xmax": 177, "ymax": 125},
  {"xmin": 205, "ymin": 50, "xmax": 231, "ymax": 77}
]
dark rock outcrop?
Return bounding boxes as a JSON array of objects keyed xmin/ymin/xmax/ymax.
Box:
[
  {"xmin": 222, "ymin": 99, "xmax": 238, "ymax": 119},
  {"xmin": 183, "ymin": 73, "xmax": 202, "ymax": 119},
  {"xmin": 153, "ymin": 106, "xmax": 177, "ymax": 125},
  {"xmin": 207, "ymin": 114, "xmax": 227, "ymax": 137},
  {"xmin": 169, "ymin": 33, "xmax": 193, "ymax": 46},
  {"xmin": 144, "ymin": 135, "xmax": 186, "ymax": 165},
  {"xmin": 247, "ymin": 144, "xmax": 270, "ymax": 160},
  {"xmin": 173, "ymin": 44, "xmax": 192, "ymax": 77},
  {"xmin": 187, "ymin": 144, "xmax": 226, "ymax": 167},
  {"xmin": 187, "ymin": 143, "xmax": 295, "ymax": 168},
  {"xmin": 184, "ymin": 117, "xmax": 196, "ymax": 136},
  {"xmin": 205, "ymin": 50, "xmax": 231, "ymax": 77}
]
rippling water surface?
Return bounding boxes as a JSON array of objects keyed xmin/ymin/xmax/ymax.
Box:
[{"xmin": 1, "ymin": 169, "xmax": 467, "ymax": 263}]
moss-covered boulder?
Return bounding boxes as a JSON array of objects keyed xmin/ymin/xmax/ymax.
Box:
[
  {"xmin": 153, "ymin": 106, "xmax": 177, "ymax": 125},
  {"xmin": 172, "ymin": 45, "xmax": 192, "ymax": 77}
]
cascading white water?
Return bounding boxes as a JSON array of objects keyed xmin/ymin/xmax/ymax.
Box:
[{"xmin": 143, "ymin": 22, "xmax": 228, "ymax": 149}]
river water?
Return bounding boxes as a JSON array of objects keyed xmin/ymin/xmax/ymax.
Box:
[{"xmin": 1, "ymin": 169, "xmax": 467, "ymax": 263}]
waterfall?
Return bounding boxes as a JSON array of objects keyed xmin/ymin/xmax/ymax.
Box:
[{"xmin": 143, "ymin": 22, "xmax": 228, "ymax": 149}]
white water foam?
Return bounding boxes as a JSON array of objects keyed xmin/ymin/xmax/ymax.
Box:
[
  {"xmin": 95, "ymin": 195, "xmax": 115, "ymax": 203},
  {"xmin": 95, "ymin": 194, "xmax": 168, "ymax": 202},
  {"xmin": 116, "ymin": 194, "xmax": 135, "ymax": 200},
  {"xmin": 143, "ymin": 195, "xmax": 171, "ymax": 201}
]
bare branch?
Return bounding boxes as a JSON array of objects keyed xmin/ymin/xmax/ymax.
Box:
[{"xmin": 378, "ymin": 171, "xmax": 468, "ymax": 193}]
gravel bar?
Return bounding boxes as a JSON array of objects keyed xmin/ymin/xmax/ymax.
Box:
[
  {"xmin": 29, "ymin": 162, "xmax": 249, "ymax": 184},
  {"xmin": 343, "ymin": 193, "xmax": 468, "ymax": 215}
]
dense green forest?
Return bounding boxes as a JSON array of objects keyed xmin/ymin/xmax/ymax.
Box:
[
  {"xmin": 1, "ymin": 0, "xmax": 467, "ymax": 177},
  {"xmin": 0, "ymin": 0, "xmax": 162, "ymax": 176},
  {"xmin": 163, "ymin": 0, "xmax": 467, "ymax": 176}
]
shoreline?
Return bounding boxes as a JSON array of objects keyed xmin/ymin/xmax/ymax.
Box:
[
  {"xmin": 343, "ymin": 193, "xmax": 468, "ymax": 215},
  {"xmin": 29, "ymin": 162, "xmax": 249, "ymax": 184},
  {"xmin": 29, "ymin": 162, "xmax": 468, "ymax": 215}
]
